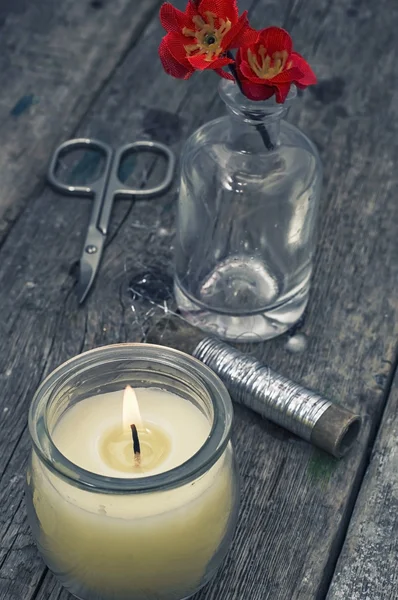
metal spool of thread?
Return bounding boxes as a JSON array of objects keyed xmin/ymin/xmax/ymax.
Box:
[{"xmin": 146, "ymin": 315, "xmax": 361, "ymax": 458}]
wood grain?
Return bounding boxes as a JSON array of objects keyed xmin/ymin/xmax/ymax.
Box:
[
  {"xmin": 0, "ymin": 0, "xmax": 397, "ymax": 599},
  {"xmin": 0, "ymin": 0, "xmax": 162, "ymax": 244},
  {"xmin": 326, "ymin": 367, "xmax": 398, "ymax": 600}
]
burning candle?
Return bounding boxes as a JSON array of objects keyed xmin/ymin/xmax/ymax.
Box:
[
  {"xmin": 55, "ymin": 386, "xmax": 211, "ymax": 478},
  {"xmin": 26, "ymin": 344, "xmax": 239, "ymax": 600}
]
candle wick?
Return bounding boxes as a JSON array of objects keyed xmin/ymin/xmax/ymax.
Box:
[{"xmin": 131, "ymin": 424, "xmax": 141, "ymax": 465}]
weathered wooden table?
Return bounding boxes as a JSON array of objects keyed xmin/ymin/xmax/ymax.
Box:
[{"xmin": 1, "ymin": 0, "xmax": 397, "ymax": 599}]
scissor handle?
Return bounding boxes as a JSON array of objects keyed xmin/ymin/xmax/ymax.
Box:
[
  {"xmin": 96, "ymin": 140, "xmax": 176, "ymax": 235},
  {"xmin": 47, "ymin": 138, "xmax": 113, "ymax": 196},
  {"xmin": 113, "ymin": 141, "xmax": 176, "ymax": 198}
]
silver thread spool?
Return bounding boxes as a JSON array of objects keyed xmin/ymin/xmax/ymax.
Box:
[{"xmin": 146, "ymin": 316, "xmax": 361, "ymax": 458}]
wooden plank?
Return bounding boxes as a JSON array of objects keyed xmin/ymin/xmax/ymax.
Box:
[
  {"xmin": 0, "ymin": 0, "xmax": 397, "ymax": 600},
  {"xmin": 0, "ymin": 0, "xmax": 162, "ymax": 245},
  {"xmin": 326, "ymin": 366, "xmax": 398, "ymax": 600}
]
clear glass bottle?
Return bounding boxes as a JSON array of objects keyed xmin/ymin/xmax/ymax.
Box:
[
  {"xmin": 26, "ymin": 344, "xmax": 239, "ymax": 600},
  {"xmin": 174, "ymin": 80, "xmax": 322, "ymax": 341}
]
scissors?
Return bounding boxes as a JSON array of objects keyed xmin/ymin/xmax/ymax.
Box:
[{"xmin": 48, "ymin": 138, "xmax": 176, "ymax": 303}]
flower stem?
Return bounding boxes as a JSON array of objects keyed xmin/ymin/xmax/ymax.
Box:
[{"xmin": 226, "ymin": 52, "xmax": 275, "ymax": 152}]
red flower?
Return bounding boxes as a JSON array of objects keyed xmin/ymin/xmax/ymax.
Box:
[
  {"xmin": 159, "ymin": 0, "xmax": 258, "ymax": 80},
  {"xmin": 236, "ymin": 27, "xmax": 317, "ymax": 103}
]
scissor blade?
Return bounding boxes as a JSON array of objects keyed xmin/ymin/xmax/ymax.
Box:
[
  {"xmin": 76, "ymin": 259, "xmax": 97, "ymax": 304},
  {"xmin": 76, "ymin": 227, "xmax": 106, "ymax": 304}
]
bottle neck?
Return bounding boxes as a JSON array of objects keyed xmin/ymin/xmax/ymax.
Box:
[
  {"xmin": 219, "ymin": 80, "xmax": 296, "ymax": 149},
  {"xmin": 245, "ymin": 116, "xmax": 281, "ymax": 150}
]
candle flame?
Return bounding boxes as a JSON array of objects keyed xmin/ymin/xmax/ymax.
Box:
[{"xmin": 123, "ymin": 386, "xmax": 143, "ymax": 434}]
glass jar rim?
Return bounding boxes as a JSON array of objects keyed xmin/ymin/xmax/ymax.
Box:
[{"xmin": 28, "ymin": 343, "xmax": 233, "ymax": 494}]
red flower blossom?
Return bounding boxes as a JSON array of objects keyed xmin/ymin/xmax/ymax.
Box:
[
  {"xmin": 159, "ymin": 0, "xmax": 258, "ymax": 80},
  {"xmin": 236, "ymin": 27, "xmax": 317, "ymax": 103}
]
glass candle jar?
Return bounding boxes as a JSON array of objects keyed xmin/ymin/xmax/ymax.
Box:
[
  {"xmin": 174, "ymin": 80, "xmax": 322, "ymax": 341},
  {"xmin": 26, "ymin": 344, "xmax": 239, "ymax": 600}
]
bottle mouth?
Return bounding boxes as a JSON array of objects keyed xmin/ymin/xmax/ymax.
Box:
[
  {"xmin": 28, "ymin": 344, "xmax": 233, "ymax": 493},
  {"xmin": 218, "ymin": 79, "xmax": 296, "ymax": 122}
]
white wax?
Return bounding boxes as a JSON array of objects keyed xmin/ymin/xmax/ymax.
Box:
[
  {"xmin": 55, "ymin": 388, "xmax": 210, "ymax": 478},
  {"xmin": 30, "ymin": 387, "xmax": 236, "ymax": 600}
]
